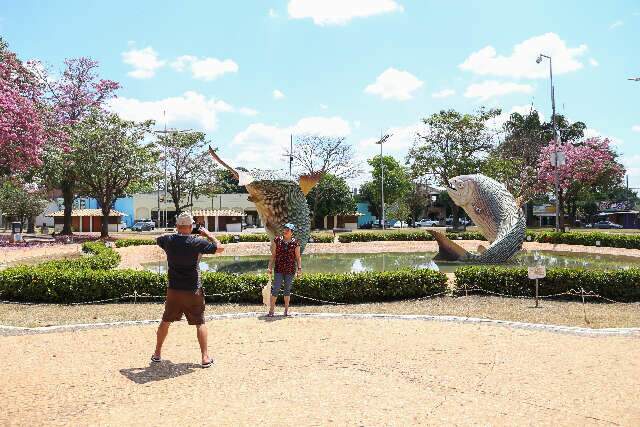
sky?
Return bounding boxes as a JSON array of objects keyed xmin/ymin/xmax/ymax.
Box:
[{"xmin": 2, "ymin": 0, "xmax": 639, "ymax": 189}]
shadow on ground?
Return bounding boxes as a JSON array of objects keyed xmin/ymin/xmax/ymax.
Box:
[{"xmin": 120, "ymin": 361, "xmax": 201, "ymax": 384}]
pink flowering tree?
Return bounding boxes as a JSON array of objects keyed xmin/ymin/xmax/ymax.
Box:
[
  {"xmin": 35, "ymin": 57, "xmax": 120, "ymax": 234},
  {"xmin": 537, "ymin": 137, "xmax": 625, "ymax": 229},
  {"xmin": 0, "ymin": 38, "xmax": 48, "ymax": 176}
]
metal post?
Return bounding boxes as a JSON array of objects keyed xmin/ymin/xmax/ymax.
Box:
[
  {"xmin": 535, "ymin": 279, "xmax": 539, "ymax": 307},
  {"xmin": 550, "ymin": 58, "xmax": 560, "ymax": 233},
  {"xmin": 380, "ymin": 133, "xmax": 385, "ymax": 230}
]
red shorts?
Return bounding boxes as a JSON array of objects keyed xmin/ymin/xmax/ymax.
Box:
[{"xmin": 162, "ymin": 288, "xmax": 206, "ymax": 325}]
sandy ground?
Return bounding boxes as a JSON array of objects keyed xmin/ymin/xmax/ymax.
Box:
[
  {"xmin": 0, "ymin": 317, "xmax": 638, "ymax": 426},
  {"xmin": 2, "ymin": 296, "xmax": 640, "ymax": 329},
  {"xmin": 115, "ymin": 240, "xmax": 640, "ymax": 270},
  {"xmin": 0, "ymin": 243, "xmax": 82, "ymax": 267}
]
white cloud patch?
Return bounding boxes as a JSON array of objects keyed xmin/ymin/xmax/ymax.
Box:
[
  {"xmin": 365, "ymin": 68, "xmax": 423, "ymax": 100},
  {"xmin": 632, "ymin": 125, "xmax": 640, "ymax": 132},
  {"xmin": 228, "ymin": 116, "xmax": 351, "ymax": 170},
  {"xmin": 288, "ymin": 0, "xmax": 403, "ymax": 25},
  {"xmin": 459, "ymin": 33, "xmax": 588, "ymax": 79},
  {"xmin": 170, "ymin": 55, "xmax": 238, "ymax": 81},
  {"xmin": 269, "ymin": 8, "xmax": 278, "ymax": 17},
  {"xmin": 486, "ymin": 105, "xmax": 541, "ymax": 131},
  {"xmin": 122, "ymin": 46, "xmax": 165, "ymax": 79},
  {"xmin": 620, "ymin": 155, "xmax": 640, "ymax": 190},
  {"xmin": 273, "ymin": 89, "xmax": 285, "ymax": 100},
  {"xmin": 610, "ymin": 20, "xmax": 624, "ymax": 29},
  {"xmin": 583, "ymin": 128, "xmax": 624, "ymax": 148},
  {"xmin": 589, "ymin": 58, "xmax": 599, "ymax": 67},
  {"xmin": 464, "ymin": 81, "xmax": 533, "ymax": 101},
  {"xmin": 108, "ymin": 91, "xmax": 256, "ymax": 131},
  {"xmin": 431, "ymin": 89, "xmax": 455, "ymax": 99},
  {"xmin": 320, "ymin": 104, "xmax": 328, "ymax": 110}
]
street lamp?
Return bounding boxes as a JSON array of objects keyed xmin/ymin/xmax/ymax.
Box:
[
  {"xmin": 537, "ymin": 53, "xmax": 561, "ymax": 232},
  {"xmin": 375, "ymin": 132, "xmax": 391, "ymax": 229},
  {"xmin": 628, "ymin": 77, "xmax": 640, "ymax": 81}
]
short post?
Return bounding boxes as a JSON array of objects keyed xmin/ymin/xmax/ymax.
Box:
[
  {"xmin": 134, "ymin": 290, "xmax": 138, "ymax": 304},
  {"xmin": 535, "ymin": 279, "xmax": 539, "ymax": 307},
  {"xmin": 465, "ymin": 282, "xmax": 468, "ymax": 298},
  {"xmin": 580, "ymin": 287, "xmax": 589, "ymax": 324},
  {"xmin": 528, "ymin": 266, "xmax": 546, "ymax": 307}
]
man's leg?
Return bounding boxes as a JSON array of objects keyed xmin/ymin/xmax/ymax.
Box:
[
  {"xmin": 153, "ymin": 321, "xmax": 171, "ymax": 358},
  {"xmin": 196, "ymin": 324, "xmax": 210, "ymax": 364}
]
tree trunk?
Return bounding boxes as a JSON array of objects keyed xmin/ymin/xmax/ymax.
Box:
[
  {"xmin": 558, "ymin": 191, "xmax": 566, "ymax": 232},
  {"xmin": 61, "ymin": 180, "xmax": 74, "ymax": 235},
  {"xmin": 27, "ymin": 216, "xmax": 35, "ymax": 234},
  {"xmin": 452, "ymin": 204, "xmax": 460, "ymax": 229},
  {"xmin": 101, "ymin": 209, "xmax": 110, "ymax": 238}
]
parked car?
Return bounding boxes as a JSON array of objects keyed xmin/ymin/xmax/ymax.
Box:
[
  {"xmin": 391, "ymin": 220, "xmax": 409, "ymax": 228},
  {"xmin": 591, "ymin": 220, "xmax": 623, "ymax": 229},
  {"xmin": 131, "ymin": 221, "xmax": 155, "ymax": 232},
  {"xmin": 416, "ymin": 218, "xmax": 440, "ymax": 227},
  {"xmin": 119, "ymin": 221, "xmax": 128, "ymax": 231},
  {"xmin": 359, "ymin": 222, "xmax": 373, "ymax": 229}
]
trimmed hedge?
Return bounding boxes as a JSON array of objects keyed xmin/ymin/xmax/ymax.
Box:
[
  {"xmin": 115, "ymin": 232, "xmax": 334, "ymax": 248},
  {"xmin": 454, "ymin": 266, "xmax": 640, "ymax": 302},
  {"xmin": 37, "ymin": 242, "xmax": 121, "ymax": 270},
  {"xmin": 525, "ymin": 231, "xmax": 640, "ymax": 249},
  {"xmin": 338, "ymin": 230, "xmax": 486, "ymax": 243},
  {"xmin": 0, "ymin": 266, "xmax": 448, "ymax": 304}
]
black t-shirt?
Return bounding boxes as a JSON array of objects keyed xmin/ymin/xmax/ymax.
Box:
[{"xmin": 156, "ymin": 234, "xmax": 217, "ymax": 291}]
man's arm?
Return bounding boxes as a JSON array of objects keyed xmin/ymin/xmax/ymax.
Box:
[{"xmin": 198, "ymin": 228, "xmax": 224, "ymax": 253}]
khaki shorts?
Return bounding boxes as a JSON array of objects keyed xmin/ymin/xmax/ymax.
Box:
[{"xmin": 162, "ymin": 288, "xmax": 206, "ymax": 325}]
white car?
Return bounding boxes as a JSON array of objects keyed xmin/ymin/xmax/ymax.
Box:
[
  {"xmin": 416, "ymin": 219, "xmax": 440, "ymax": 227},
  {"xmin": 392, "ymin": 221, "xmax": 409, "ymax": 228}
]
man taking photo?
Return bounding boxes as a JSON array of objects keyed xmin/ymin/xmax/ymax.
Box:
[{"xmin": 151, "ymin": 213, "xmax": 224, "ymax": 368}]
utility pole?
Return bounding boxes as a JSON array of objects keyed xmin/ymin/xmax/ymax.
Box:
[
  {"xmin": 375, "ymin": 131, "xmax": 391, "ymax": 229},
  {"xmin": 282, "ymin": 134, "xmax": 294, "ymax": 179}
]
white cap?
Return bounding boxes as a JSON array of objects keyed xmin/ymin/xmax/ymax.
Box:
[{"xmin": 176, "ymin": 213, "xmax": 194, "ymax": 226}]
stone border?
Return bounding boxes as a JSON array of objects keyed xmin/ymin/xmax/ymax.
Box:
[{"xmin": 1, "ymin": 312, "xmax": 638, "ymax": 337}]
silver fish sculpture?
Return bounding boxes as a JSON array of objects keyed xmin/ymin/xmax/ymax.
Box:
[
  {"xmin": 208, "ymin": 147, "xmax": 320, "ymax": 253},
  {"xmin": 429, "ymin": 174, "xmax": 525, "ymax": 263}
]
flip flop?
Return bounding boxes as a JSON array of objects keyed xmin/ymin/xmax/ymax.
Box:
[
  {"xmin": 150, "ymin": 355, "xmax": 161, "ymax": 363},
  {"xmin": 202, "ymin": 358, "xmax": 214, "ymax": 368}
]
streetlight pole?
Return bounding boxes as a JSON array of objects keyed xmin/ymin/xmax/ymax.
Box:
[
  {"xmin": 375, "ymin": 132, "xmax": 391, "ymax": 230},
  {"xmin": 537, "ymin": 53, "xmax": 561, "ymax": 232}
]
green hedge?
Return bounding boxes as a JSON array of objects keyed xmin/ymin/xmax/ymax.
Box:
[
  {"xmin": 526, "ymin": 231, "xmax": 640, "ymax": 249},
  {"xmin": 0, "ymin": 266, "xmax": 448, "ymax": 304},
  {"xmin": 36, "ymin": 242, "xmax": 121, "ymax": 270},
  {"xmin": 115, "ymin": 232, "xmax": 333, "ymax": 247},
  {"xmin": 338, "ymin": 230, "xmax": 486, "ymax": 243},
  {"xmin": 454, "ymin": 266, "xmax": 640, "ymax": 302}
]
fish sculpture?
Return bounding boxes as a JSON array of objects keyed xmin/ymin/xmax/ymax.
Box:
[
  {"xmin": 208, "ymin": 147, "xmax": 320, "ymax": 253},
  {"xmin": 429, "ymin": 174, "xmax": 525, "ymax": 263}
]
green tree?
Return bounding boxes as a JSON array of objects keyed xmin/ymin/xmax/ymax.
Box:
[
  {"xmin": 408, "ymin": 108, "xmax": 500, "ymax": 227},
  {"xmin": 0, "ymin": 179, "xmax": 47, "ymax": 228},
  {"xmin": 73, "ymin": 110, "xmax": 156, "ymax": 237},
  {"xmin": 360, "ymin": 155, "xmax": 411, "ymax": 225},
  {"xmin": 212, "ymin": 168, "xmax": 249, "ymax": 194},
  {"xmin": 306, "ymin": 174, "xmax": 356, "ymax": 227}
]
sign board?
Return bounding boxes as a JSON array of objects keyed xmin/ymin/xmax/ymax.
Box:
[
  {"xmin": 550, "ymin": 151, "xmax": 566, "ymax": 166},
  {"xmin": 528, "ymin": 266, "xmax": 546, "ymax": 280}
]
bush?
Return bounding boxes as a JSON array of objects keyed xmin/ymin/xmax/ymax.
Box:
[
  {"xmin": 36, "ymin": 241, "xmax": 121, "ymax": 270},
  {"xmin": 115, "ymin": 238, "xmax": 156, "ymax": 248},
  {"xmin": 526, "ymin": 231, "xmax": 640, "ymax": 249},
  {"xmin": 454, "ymin": 266, "xmax": 640, "ymax": 302},
  {"xmin": 338, "ymin": 230, "xmax": 486, "ymax": 243}
]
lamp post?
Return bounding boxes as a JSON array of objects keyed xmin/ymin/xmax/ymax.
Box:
[
  {"xmin": 537, "ymin": 53, "xmax": 561, "ymax": 232},
  {"xmin": 375, "ymin": 132, "xmax": 391, "ymax": 229}
]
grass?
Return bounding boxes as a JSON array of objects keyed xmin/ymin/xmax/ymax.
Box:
[{"xmin": 1, "ymin": 296, "xmax": 638, "ymax": 329}]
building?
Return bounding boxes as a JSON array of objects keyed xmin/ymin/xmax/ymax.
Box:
[
  {"xmin": 322, "ymin": 213, "xmax": 362, "ymax": 230},
  {"xmin": 597, "ymin": 201, "xmax": 639, "ymax": 228},
  {"xmin": 46, "ymin": 209, "xmax": 127, "ymax": 233},
  {"xmin": 191, "ymin": 209, "xmax": 245, "ymax": 232}
]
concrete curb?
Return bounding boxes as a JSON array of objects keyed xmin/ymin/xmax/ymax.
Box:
[{"xmin": 1, "ymin": 311, "xmax": 639, "ymax": 337}]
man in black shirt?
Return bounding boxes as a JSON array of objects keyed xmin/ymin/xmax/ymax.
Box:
[{"xmin": 151, "ymin": 213, "xmax": 224, "ymax": 368}]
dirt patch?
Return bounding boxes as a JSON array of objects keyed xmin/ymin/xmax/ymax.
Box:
[
  {"xmin": 2, "ymin": 296, "xmax": 639, "ymax": 329},
  {"xmin": 0, "ymin": 317, "xmax": 638, "ymax": 426},
  {"xmin": 0, "ymin": 244, "xmax": 82, "ymax": 267}
]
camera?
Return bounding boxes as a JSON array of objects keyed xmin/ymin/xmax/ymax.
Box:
[{"xmin": 192, "ymin": 223, "xmax": 204, "ymax": 234}]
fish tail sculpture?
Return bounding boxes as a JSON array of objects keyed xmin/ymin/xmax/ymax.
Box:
[
  {"xmin": 208, "ymin": 147, "xmax": 321, "ymax": 253},
  {"xmin": 430, "ymin": 174, "xmax": 525, "ymax": 263}
]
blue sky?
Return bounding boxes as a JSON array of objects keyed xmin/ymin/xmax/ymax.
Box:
[{"xmin": 2, "ymin": 0, "xmax": 639, "ymax": 188}]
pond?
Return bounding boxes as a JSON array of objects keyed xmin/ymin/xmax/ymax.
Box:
[{"xmin": 143, "ymin": 251, "xmax": 640, "ymax": 275}]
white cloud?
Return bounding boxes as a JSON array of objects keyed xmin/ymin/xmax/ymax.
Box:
[
  {"xmin": 459, "ymin": 33, "xmax": 588, "ymax": 79},
  {"xmin": 288, "ymin": 0, "xmax": 403, "ymax": 25},
  {"xmin": 589, "ymin": 58, "xmax": 599, "ymax": 67},
  {"xmin": 610, "ymin": 20, "xmax": 624, "ymax": 29},
  {"xmin": 228, "ymin": 116, "xmax": 351, "ymax": 170},
  {"xmin": 632, "ymin": 125, "xmax": 640, "ymax": 132},
  {"xmin": 108, "ymin": 91, "xmax": 255, "ymax": 131},
  {"xmin": 581, "ymin": 128, "xmax": 624, "ymax": 148},
  {"xmin": 365, "ymin": 68, "xmax": 423, "ymax": 100},
  {"xmin": 464, "ymin": 81, "xmax": 533, "ymax": 101},
  {"xmin": 431, "ymin": 89, "xmax": 455, "ymax": 99},
  {"xmin": 273, "ymin": 89, "xmax": 285, "ymax": 100},
  {"xmin": 320, "ymin": 104, "xmax": 328, "ymax": 110},
  {"xmin": 269, "ymin": 8, "xmax": 278, "ymax": 17},
  {"xmin": 620, "ymin": 155, "xmax": 640, "ymax": 190},
  {"xmin": 170, "ymin": 55, "xmax": 238, "ymax": 81},
  {"xmin": 354, "ymin": 121, "xmax": 361, "ymax": 129},
  {"xmin": 122, "ymin": 46, "xmax": 165, "ymax": 79},
  {"xmin": 486, "ymin": 104, "xmax": 541, "ymax": 131}
]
